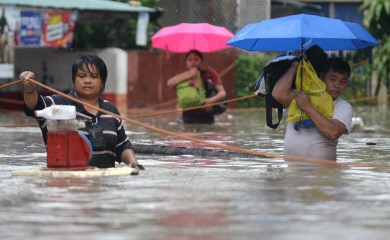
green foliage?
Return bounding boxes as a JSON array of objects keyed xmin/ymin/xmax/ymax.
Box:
[
  {"xmin": 343, "ymin": 63, "xmax": 371, "ymax": 105},
  {"xmin": 360, "ymin": 0, "xmax": 390, "ymax": 93},
  {"xmin": 340, "ymin": 49, "xmax": 370, "ymax": 103},
  {"xmin": 375, "ymin": 35, "xmax": 390, "ymax": 88},
  {"xmin": 360, "ymin": 0, "xmax": 390, "ymax": 39},
  {"xmin": 73, "ymin": 0, "xmax": 160, "ymax": 49},
  {"xmin": 116, "ymin": 0, "xmax": 159, "ymax": 8},
  {"xmin": 234, "ymin": 53, "xmax": 274, "ymax": 108}
]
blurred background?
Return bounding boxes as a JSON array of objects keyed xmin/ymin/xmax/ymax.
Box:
[{"xmin": 0, "ymin": 0, "xmax": 388, "ymax": 112}]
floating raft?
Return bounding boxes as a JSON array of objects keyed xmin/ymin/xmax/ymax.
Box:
[{"xmin": 12, "ymin": 165, "xmax": 139, "ymax": 178}]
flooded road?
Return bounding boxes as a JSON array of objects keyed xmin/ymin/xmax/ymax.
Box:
[{"xmin": 1, "ymin": 106, "xmax": 390, "ymax": 240}]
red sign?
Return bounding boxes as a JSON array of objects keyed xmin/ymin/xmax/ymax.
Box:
[{"xmin": 43, "ymin": 11, "xmax": 76, "ymax": 48}]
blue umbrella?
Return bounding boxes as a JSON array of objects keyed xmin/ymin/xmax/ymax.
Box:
[
  {"xmin": 227, "ymin": 14, "xmax": 379, "ymax": 52},
  {"xmin": 342, "ymin": 21, "xmax": 380, "ymax": 50}
]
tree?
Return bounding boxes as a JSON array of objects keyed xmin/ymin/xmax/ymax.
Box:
[
  {"xmin": 73, "ymin": 0, "xmax": 161, "ymax": 49},
  {"xmin": 360, "ymin": 0, "xmax": 390, "ymax": 96}
]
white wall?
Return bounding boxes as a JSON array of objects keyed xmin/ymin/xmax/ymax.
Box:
[{"xmin": 96, "ymin": 48, "xmax": 128, "ymax": 94}]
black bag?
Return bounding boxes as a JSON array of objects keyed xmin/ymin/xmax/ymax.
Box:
[
  {"xmin": 254, "ymin": 55, "xmax": 297, "ymax": 129},
  {"xmin": 203, "ymin": 78, "xmax": 228, "ymax": 115},
  {"xmin": 200, "ymin": 68, "xmax": 227, "ymax": 115},
  {"xmin": 254, "ymin": 45, "xmax": 327, "ymax": 129},
  {"xmin": 88, "ymin": 126, "xmax": 105, "ymax": 151}
]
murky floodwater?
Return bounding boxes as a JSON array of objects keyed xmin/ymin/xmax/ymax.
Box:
[{"xmin": 1, "ymin": 107, "xmax": 390, "ymax": 240}]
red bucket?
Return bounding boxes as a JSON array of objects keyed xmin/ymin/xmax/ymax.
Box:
[{"xmin": 47, "ymin": 131, "xmax": 91, "ymax": 169}]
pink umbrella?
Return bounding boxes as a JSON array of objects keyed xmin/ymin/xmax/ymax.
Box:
[{"xmin": 151, "ymin": 23, "xmax": 234, "ymax": 53}]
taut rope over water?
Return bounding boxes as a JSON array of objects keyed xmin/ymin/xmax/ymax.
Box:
[
  {"xmin": 0, "ymin": 80, "xmax": 21, "ymax": 90},
  {"xmin": 128, "ymin": 94, "xmax": 256, "ymax": 118},
  {"xmin": 28, "ymin": 79, "xmax": 275, "ymax": 159},
  {"xmin": 5, "ymin": 79, "xmax": 390, "ymax": 168}
]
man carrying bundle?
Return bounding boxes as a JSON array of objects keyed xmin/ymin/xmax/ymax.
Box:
[{"xmin": 272, "ymin": 57, "xmax": 353, "ymax": 161}]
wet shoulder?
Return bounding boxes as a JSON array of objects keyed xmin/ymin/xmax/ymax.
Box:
[
  {"xmin": 101, "ymin": 99, "xmax": 120, "ymax": 115},
  {"xmin": 334, "ymin": 98, "xmax": 352, "ymax": 111}
]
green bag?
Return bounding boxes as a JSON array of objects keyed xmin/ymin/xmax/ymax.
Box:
[{"xmin": 176, "ymin": 75, "xmax": 206, "ymax": 109}]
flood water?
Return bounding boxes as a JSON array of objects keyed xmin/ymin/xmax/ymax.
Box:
[{"xmin": 1, "ymin": 106, "xmax": 390, "ymax": 240}]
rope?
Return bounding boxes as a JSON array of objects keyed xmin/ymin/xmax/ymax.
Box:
[
  {"xmin": 140, "ymin": 98, "xmax": 177, "ymax": 110},
  {"xmin": 23, "ymin": 79, "xmax": 390, "ymax": 168},
  {"xmin": 128, "ymin": 94, "xmax": 256, "ymax": 118},
  {"xmin": 0, "ymin": 97, "xmax": 24, "ymax": 105},
  {"xmin": 351, "ymin": 58, "xmax": 369, "ymax": 68},
  {"xmin": 219, "ymin": 60, "xmax": 237, "ymax": 77},
  {"xmin": 0, "ymin": 123, "xmax": 37, "ymax": 128},
  {"xmin": 227, "ymin": 108, "xmax": 265, "ymax": 113},
  {"xmin": 0, "ymin": 79, "xmax": 390, "ymax": 168},
  {"xmin": 0, "ymin": 108, "xmax": 24, "ymax": 112},
  {"xmin": 348, "ymin": 94, "xmax": 390, "ymax": 104},
  {"xmin": 349, "ymin": 51, "xmax": 390, "ymax": 68},
  {"xmin": 0, "ymin": 80, "xmax": 21, "ymax": 90},
  {"xmin": 28, "ymin": 79, "xmax": 274, "ymax": 159}
]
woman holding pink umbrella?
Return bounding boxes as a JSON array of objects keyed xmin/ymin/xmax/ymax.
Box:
[{"xmin": 167, "ymin": 49, "xmax": 227, "ymax": 124}]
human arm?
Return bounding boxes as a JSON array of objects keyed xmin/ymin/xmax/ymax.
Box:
[
  {"xmin": 272, "ymin": 61, "xmax": 299, "ymax": 107},
  {"xmin": 120, "ymin": 148, "xmax": 144, "ymax": 170},
  {"xmin": 202, "ymin": 67, "xmax": 226, "ymax": 104},
  {"xmin": 20, "ymin": 71, "xmax": 38, "ymax": 110},
  {"xmin": 204, "ymin": 84, "xmax": 226, "ymax": 104},
  {"xmin": 166, "ymin": 68, "xmax": 199, "ymax": 89},
  {"xmin": 113, "ymin": 107, "xmax": 144, "ymax": 170},
  {"xmin": 295, "ymin": 92, "xmax": 348, "ymax": 140}
]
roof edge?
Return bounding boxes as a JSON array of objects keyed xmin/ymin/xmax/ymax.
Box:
[{"xmin": 0, "ymin": 0, "xmax": 156, "ymax": 13}]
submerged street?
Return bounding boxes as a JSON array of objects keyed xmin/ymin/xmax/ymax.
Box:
[{"xmin": 0, "ymin": 107, "xmax": 389, "ymax": 240}]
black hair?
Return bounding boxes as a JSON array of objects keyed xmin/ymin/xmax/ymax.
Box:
[
  {"xmin": 71, "ymin": 54, "xmax": 108, "ymax": 90},
  {"xmin": 326, "ymin": 57, "xmax": 351, "ymax": 77},
  {"xmin": 185, "ymin": 49, "xmax": 203, "ymax": 61}
]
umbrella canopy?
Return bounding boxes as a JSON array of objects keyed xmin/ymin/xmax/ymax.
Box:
[
  {"xmin": 227, "ymin": 14, "xmax": 379, "ymax": 52},
  {"xmin": 152, "ymin": 23, "xmax": 234, "ymax": 53},
  {"xmin": 342, "ymin": 21, "xmax": 380, "ymax": 49}
]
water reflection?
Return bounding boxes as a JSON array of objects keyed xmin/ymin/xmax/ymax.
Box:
[
  {"xmin": 0, "ymin": 107, "xmax": 389, "ymax": 240},
  {"xmin": 159, "ymin": 210, "xmax": 227, "ymax": 240}
]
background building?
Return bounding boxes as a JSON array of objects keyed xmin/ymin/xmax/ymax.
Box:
[
  {"xmin": 157, "ymin": 0, "xmax": 271, "ymax": 33},
  {"xmin": 281, "ymin": 0, "xmax": 363, "ymax": 22}
]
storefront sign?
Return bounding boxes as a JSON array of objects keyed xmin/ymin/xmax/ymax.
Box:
[
  {"xmin": 20, "ymin": 11, "xmax": 43, "ymax": 46},
  {"xmin": 43, "ymin": 11, "xmax": 76, "ymax": 48}
]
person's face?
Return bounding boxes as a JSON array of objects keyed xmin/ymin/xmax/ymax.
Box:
[
  {"xmin": 186, "ymin": 53, "xmax": 202, "ymax": 69},
  {"xmin": 74, "ymin": 64, "xmax": 103, "ymax": 100},
  {"xmin": 322, "ymin": 68, "xmax": 348, "ymax": 100}
]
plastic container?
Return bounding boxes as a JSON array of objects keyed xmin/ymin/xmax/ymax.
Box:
[
  {"xmin": 47, "ymin": 119, "xmax": 86, "ymax": 132},
  {"xmin": 35, "ymin": 105, "xmax": 76, "ymax": 120},
  {"xmin": 47, "ymin": 131, "xmax": 91, "ymax": 169}
]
